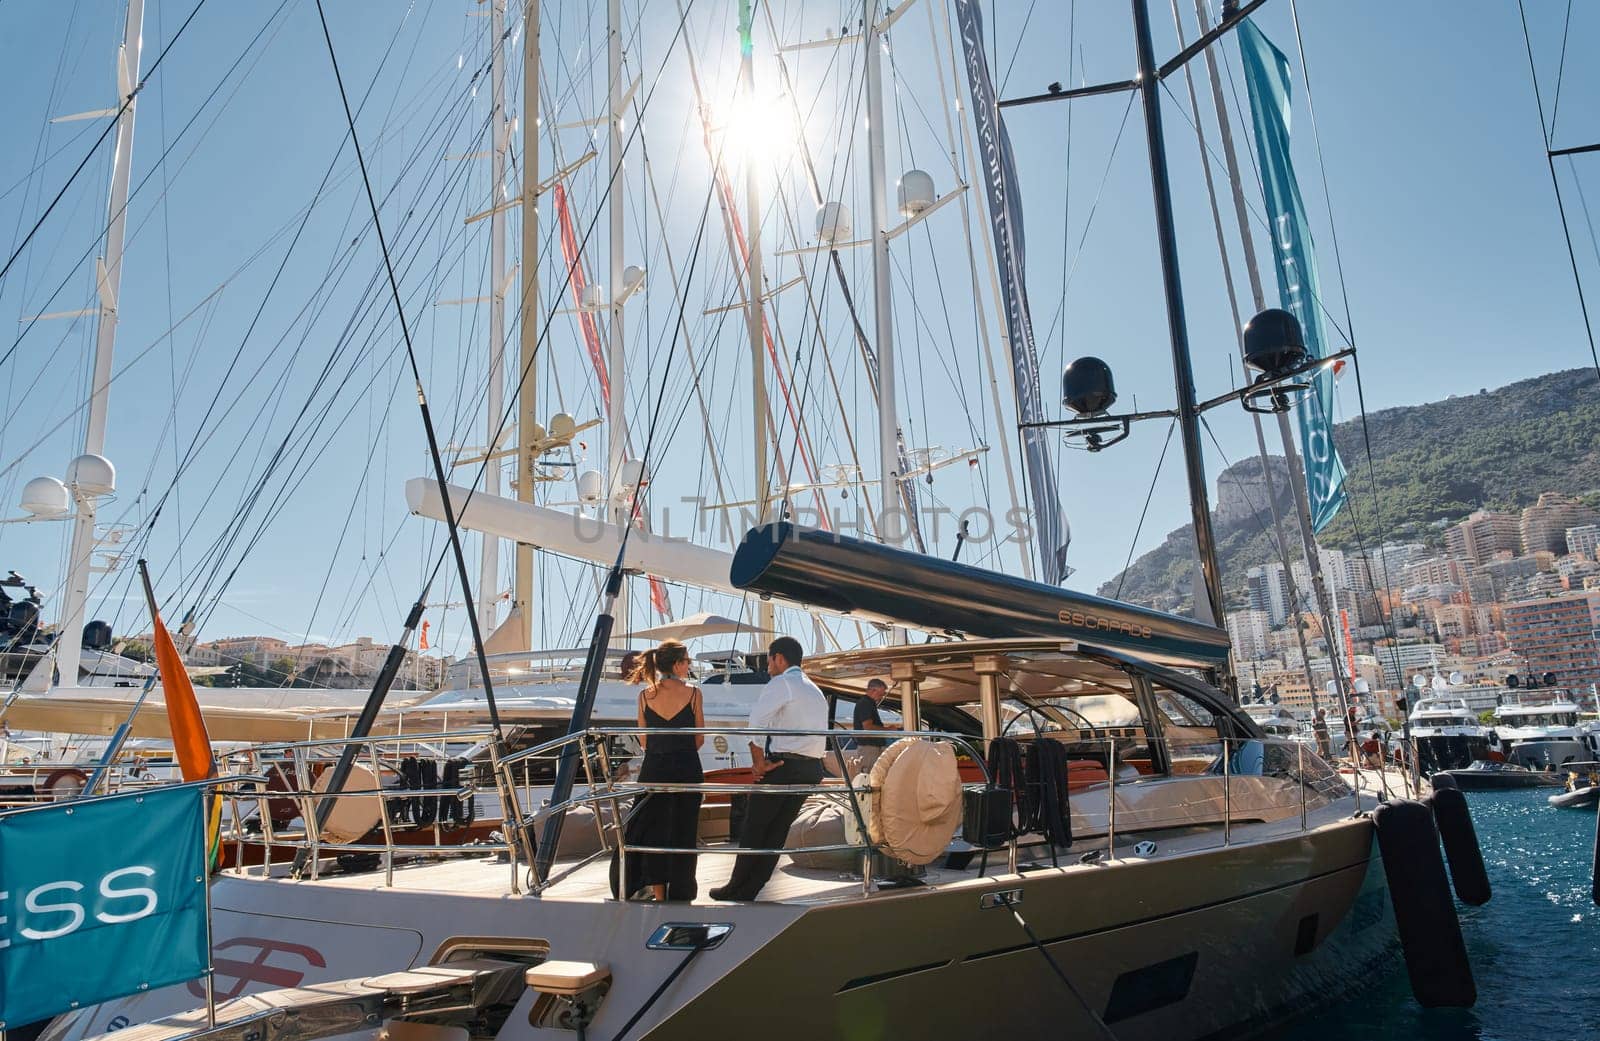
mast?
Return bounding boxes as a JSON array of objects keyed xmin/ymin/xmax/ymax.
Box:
[
  {"xmin": 58, "ymin": 0, "xmax": 146, "ymax": 688},
  {"xmin": 605, "ymin": 0, "xmax": 629, "ymax": 625},
  {"xmin": 1129, "ymin": 0, "xmax": 1226, "ymax": 633},
  {"xmin": 512, "ymin": 0, "xmax": 540, "ymax": 652},
  {"xmin": 479, "ymin": 0, "xmax": 509, "ymax": 637},
  {"xmin": 740, "ymin": 1, "xmax": 775, "ymax": 640},
  {"xmin": 864, "ymin": 0, "xmax": 901, "ymax": 547}
]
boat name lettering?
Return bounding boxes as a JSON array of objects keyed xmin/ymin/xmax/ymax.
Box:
[
  {"xmin": 1057, "ymin": 610, "xmax": 1151, "ymax": 640},
  {"xmin": 0, "ymin": 866, "xmax": 159, "ymax": 947}
]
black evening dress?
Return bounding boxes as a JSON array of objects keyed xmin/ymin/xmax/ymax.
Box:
[{"xmin": 610, "ymin": 696, "xmax": 704, "ymax": 900}]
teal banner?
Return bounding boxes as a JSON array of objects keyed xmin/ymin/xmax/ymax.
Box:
[
  {"xmin": 0, "ymin": 785, "xmax": 208, "ymax": 1027},
  {"xmin": 1238, "ymin": 19, "xmax": 1347, "ymax": 531}
]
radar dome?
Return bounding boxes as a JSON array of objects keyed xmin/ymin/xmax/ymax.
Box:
[
  {"xmin": 896, "ymin": 170, "xmax": 936, "ymax": 217},
  {"xmin": 67, "ymin": 454, "xmax": 115, "ymax": 497},
  {"xmin": 576, "ymin": 470, "xmax": 605, "ymax": 504},
  {"xmin": 20, "ymin": 476, "xmax": 69, "ymax": 518},
  {"xmin": 816, "ymin": 202, "xmax": 853, "ymax": 244},
  {"xmin": 548, "ymin": 412, "xmax": 577, "ymax": 440}
]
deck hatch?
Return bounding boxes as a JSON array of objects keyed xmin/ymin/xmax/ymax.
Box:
[{"xmin": 1101, "ymin": 951, "xmax": 1199, "ymax": 1024}]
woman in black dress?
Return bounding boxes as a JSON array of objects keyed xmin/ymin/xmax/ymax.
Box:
[{"xmin": 612, "ymin": 639, "xmax": 704, "ymax": 901}]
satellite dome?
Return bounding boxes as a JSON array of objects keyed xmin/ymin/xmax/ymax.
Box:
[
  {"xmin": 548, "ymin": 412, "xmax": 577, "ymax": 440},
  {"xmin": 1062, "ymin": 357, "xmax": 1116, "ymax": 416},
  {"xmin": 576, "ymin": 470, "xmax": 605, "ymax": 504},
  {"xmin": 622, "ymin": 265, "xmax": 646, "ymax": 295},
  {"xmin": 816, "ymin": 202, "xmax": 853, "ymax": 244},
  {"xmin": 66, "ymin": 454, "xmax": 115, "ymax": 498},
  {"xmin": 896, "ymin": 170, "xmax": 936, "ymax": 217},
  {"xmin": 19, "ymin": 476, "xmax": 69, "ymax": 518},
  {"xmin": 582, "ymin": 284, "xmax": 606, "ymax": 310},
  {"xmin": 1242, "ymin": 308, "xmax": 1308, "ymax": 376}
]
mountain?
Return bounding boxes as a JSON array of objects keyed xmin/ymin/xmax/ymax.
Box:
[{"xmin": 1096, "ymin": 367, "xmax": 1600, "ymax": 609}]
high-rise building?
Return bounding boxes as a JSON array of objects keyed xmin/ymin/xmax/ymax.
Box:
[
  {"xmin": 1566, "ymin": 523, "xmax": 1600, "ymax": 560},
  {"xmin": 1372, "ymin": 642, "xmax": 1448, "ymax": 688},
  {"xmin": 1520, "ymin": 493, "xmax": 1600, "ymax": 555},
  {"xmin": 1247, "ymin": 564, "xmax": 1292, "ymax": 626},
  {"xmin": 1226, "ymin": 609, "xmax": 1272, "ymax": 660},
  {"xmin": 1503, "ymin": 590, "xmax": 1600, "ymax": 693},
  {"xmin": 1445, "ymin": 509, "xmax": 1523, "ymax": 565},
  {"xmin": 1365, "ymin": 542, "xmax": 1425, "ymax": 590}
]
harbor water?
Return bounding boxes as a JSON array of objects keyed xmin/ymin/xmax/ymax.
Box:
[{"xmin": 1264, "ymin": 789, "xmax": 1600, "ymax": 1041}]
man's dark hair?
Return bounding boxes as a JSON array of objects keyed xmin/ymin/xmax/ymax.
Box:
[
  {"xmin": 866, "ymin": 677, "xmax": 887, "ymax": 690},
  {"xmin": 768, "ymin": 636, "xmax": 803, "ymax": 666}
]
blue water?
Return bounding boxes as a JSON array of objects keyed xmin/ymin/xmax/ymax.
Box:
[{"xmin": 1264, "ymin": 790, "xmax": 1600, "ymax": 1041}]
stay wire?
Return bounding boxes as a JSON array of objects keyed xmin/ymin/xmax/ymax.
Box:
[
  {"xmin": 314, "ymin": 0, "xmax": 502, "ymax": 734},
  {"xmin": 0, "ymin": 0, "xmax": 210, "ymax": 290},
  {"xmin": 1517, "ymin": 0, "xmax": 1600, "ymax": 377},
  {"xmin": 1113, "ymin": 418, "xmax": 1178, "ymax": 604}
]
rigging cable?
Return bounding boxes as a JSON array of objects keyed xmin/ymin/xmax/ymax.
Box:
[
  {"xmin": 1516, "ymin": 0, "xmax": 1600, "ymax": 376},
  {"xmin": 315, "ymin": 0, "xmax": 502, "ymax": 733},
  {"xmin": 0, "ymin": 0, "xmax": 210, "ymax": 289}
]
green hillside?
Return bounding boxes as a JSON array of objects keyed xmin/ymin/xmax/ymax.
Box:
[{"xmin": 1097, "ymin": 367, "xmax": 1600, "ymax": 609}]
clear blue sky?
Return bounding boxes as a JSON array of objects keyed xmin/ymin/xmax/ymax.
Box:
[{"xmin": 0, "ymin": 0, "xmax": 1595, "ymax": 661}]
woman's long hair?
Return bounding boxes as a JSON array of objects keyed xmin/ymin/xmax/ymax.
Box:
[{"xmin": 626, "ymin": 639, "xmax": 690, "ymax": 686}]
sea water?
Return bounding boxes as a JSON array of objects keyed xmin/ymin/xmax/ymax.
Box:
[{"xmin": 1263, "ymin": 789, "xmax": 1600, "ymax": 1041}]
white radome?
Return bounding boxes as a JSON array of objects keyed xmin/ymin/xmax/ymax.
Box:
[
  {"xmin": 548, "ymin": 412, "xmax": 577, "ymax": 441},
  {"xmin": 20, "ymin": 476, "xmax": 70, "ymax": 518},
  {"xmin": 617, "ymin": 459, "xmax": 649, "ymax": 496},
  {"xmin": 576, "ymin": 470, "xmax": 605, "ymax": 504},
  {"xmin": 622, "ymin": 265, "xmax": 646, "ymax": 295},
  {"xmin": 582, "ymin": 284, "xmax": 606, "ymax": 310},
  {"xmin": 816, "ymin": 201, "xmax": 852, "ymax": 244},
  {"xmin": 66, "ymin": 453, "xmax": 116, "ymax": 497},
  {"xmin": 896, "ymin": 169, "xmax": 936, "ymax": 217}
]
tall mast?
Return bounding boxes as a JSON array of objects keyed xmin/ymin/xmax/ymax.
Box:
[
  {"xmin": 58, "ymin": 0, "xmax": 145, "ymax": 688},
  {"xmin": 606, "ymin": 0, "xmax": 629, "ymax": 628},
  {"xmin": 864, "ymin": 0, "xmax": 901, "ymax": 545},
  {"xmin": 479, "ymin": 0, "xmax": 510, "ymax": 637},
  {"xmin": 513, "ymin": 0, "xmax": 540, "ymax": 652},
  {"xmin": 739, "ymin": 1, "xmax": 776, "ymax": 639},
  {"xmin": 1129, "ymin": 0, "xmax": 1226, "ymax": 632}
]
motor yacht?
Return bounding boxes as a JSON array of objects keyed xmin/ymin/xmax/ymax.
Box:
[
  {"xmin": 1407, "ymin": 694, "xmax": 1492, "ymax": 776},
  {"xmin": 1491, "ymin": 693, "xmax": 1586, "ymax": 769}
]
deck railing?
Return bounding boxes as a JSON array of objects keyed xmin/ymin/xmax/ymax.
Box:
[{"xmin": 210, "ymin": 725, "xmax": 1382, "ymax": 896}]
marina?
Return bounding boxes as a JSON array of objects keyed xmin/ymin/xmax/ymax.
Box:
[{"xmin": 1, "ymin": 0, "xmax": 1599, "ymax": 1039}]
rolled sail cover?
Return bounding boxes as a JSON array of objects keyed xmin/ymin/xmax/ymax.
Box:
[{"xmin": 730, "ymin": 523, "xmax": 1231, "ymax": 667}]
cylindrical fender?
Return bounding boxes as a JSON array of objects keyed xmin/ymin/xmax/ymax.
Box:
[
  {"xmin": 1373, "ymin": 799, "xmax": 1475, "ymax": 1008},
  {"xmin": 1430, "ymin": 787, "xmax": 1491, "ymax": 906}
]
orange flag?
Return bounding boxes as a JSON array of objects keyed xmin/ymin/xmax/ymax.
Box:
[
  {"xmin": 419, "ymin": 619, "xmax": 430, "ymax": 651},
  {"xmin": 139, "ymin": 563, "xmax": 214, "ymax": 783}
]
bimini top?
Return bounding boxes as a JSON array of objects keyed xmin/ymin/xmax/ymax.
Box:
[{"xmin": 729, "ymin": 523, "xmax": 1231, "ymax": 669}]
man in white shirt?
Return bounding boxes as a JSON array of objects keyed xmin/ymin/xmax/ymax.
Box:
[{"xmin": 710, "ymin": 636, "xmax": 829, "ymax": 901}]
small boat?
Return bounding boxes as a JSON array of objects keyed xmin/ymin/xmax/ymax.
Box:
[
  {"xmin": 1548, "ymin": 762, "xmax": 1600, "ymax": 809},
  {"xmin": 1435, "ymin": 759, "xmax": 1565, "ymax": 790}
]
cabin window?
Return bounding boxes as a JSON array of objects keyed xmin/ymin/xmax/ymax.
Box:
[{"xmin": 1150, "ymin": 684, "xmax": 1224, "ymax": 776}]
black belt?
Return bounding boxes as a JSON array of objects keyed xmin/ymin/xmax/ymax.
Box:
[{"xmin": 768, "ymin": 753, "xmax": 821, "ymax": 763}]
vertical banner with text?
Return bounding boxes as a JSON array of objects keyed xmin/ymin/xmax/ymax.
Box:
[
  {"xmin": 954, "ymin": 0, "xmax": 1072, "ymax": 581},
  {"xmin": 0, "ymin": 785, "xmax": 208, "ymax": 1027},
  {"xmin": 1239, "ymin": 19, "xmax": 1347, "ymax": 531}
]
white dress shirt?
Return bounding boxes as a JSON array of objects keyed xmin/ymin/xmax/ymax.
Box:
[{"xmin": 748, "ymin": 665, "xmax": 829, "ymax": 758}]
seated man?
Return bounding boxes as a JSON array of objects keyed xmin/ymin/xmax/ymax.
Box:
[
  {"xmin": 711, "ymin": 636, "xmax": 828, "ymax": 902},
  {"xmin": 852, "ymin": 678, "xmax": 892, "ymax": 771}
]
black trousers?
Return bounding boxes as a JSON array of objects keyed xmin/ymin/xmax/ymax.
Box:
[{"xmin": 721, "ymin": 757, "xmax": 825, "ymax": 900}]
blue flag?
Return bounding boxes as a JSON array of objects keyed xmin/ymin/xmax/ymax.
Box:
[
  {"xmin": 1238, "ymin": 19, "xmax": 1347, "ymax": 531},
  {"xmin": 0, "ymin": 785, "xmax": 209, "ymax": 1027}
]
